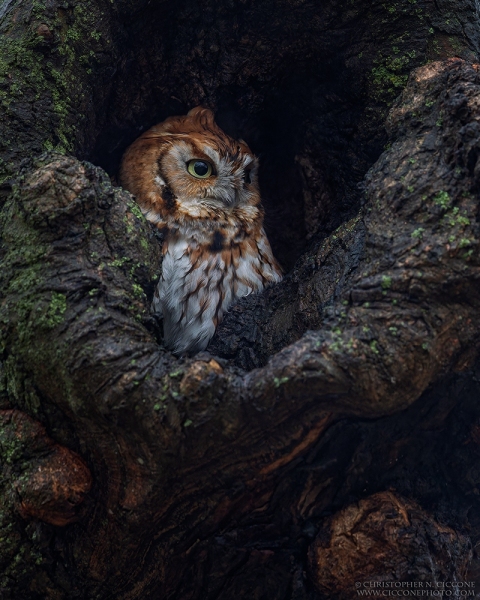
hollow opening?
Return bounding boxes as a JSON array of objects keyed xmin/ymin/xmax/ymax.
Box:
[{"xmin": 89, "ymin": 0, "xmax": 388, "ymax": 276}]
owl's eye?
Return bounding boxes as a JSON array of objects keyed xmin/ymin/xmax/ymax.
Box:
[
  {"xmin": 187, "ymin": 160, "xmax": 213, "ymax": 179},
  {"xmin": 244, "ymin": 169, "xmax": 252, "ymax": 184}
]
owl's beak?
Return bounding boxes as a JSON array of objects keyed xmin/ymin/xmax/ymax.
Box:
[
  {"xmin": 234, "ymin": 188, "xmax": 242, "ymax": 206},
  {"xmin": 203, "ymin": 181, "xmax": 242, "ymax": 207},
  {"xmin": 205, "ymin": 189, "xmax": 238, "ymax": 207},
  {"xmin": 222, "ymin": 188, "xmax": 241, "ymax": 207}
]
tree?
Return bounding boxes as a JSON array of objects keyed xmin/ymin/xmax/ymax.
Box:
[{"xmin": 1, "ymin": 0, "xmax": 480, "ymax": 598}]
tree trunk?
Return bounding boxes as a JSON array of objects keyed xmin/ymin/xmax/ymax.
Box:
[{"xmin": 1, "ymin": 1, "xmax": 480, "ymax": 598}]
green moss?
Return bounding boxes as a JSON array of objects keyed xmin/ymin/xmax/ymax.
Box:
[
  {"xmin": 0, "ymin": 433, "xmax": 23, "ymax": 465},
  {"xmin": 448, "ymin": 37, "xmax": 464, "ymax": 53},
  {"xmin": 273, "ymin": 376, "xmax": 289, "ymax": 388},
  {"xmin": 370, "ymin": 42, "xmax": 418, "ymax": 103},
  {"xmin": 169, "ymin": 370, "xmax": 183, "ymax": 379},
  {"xmin": 109, "ymin": 256, "xmax": 130, "ymax": 268},
  {"xmin": 128, "ymin": 202, "xmax": 145, "ymax": 221},
  {"xmin": 383, "ymin": 4, "xmax": 396, "ymax": 14},
  {"xmin": 123, "ymin": 215, "xmax": 135, "ymax": 235},
  {"xmin": 128, "ymin": 262, "xmax": 142, "ymax": 278},
  {"xmin": 38, "ymin": 292, "xmax": 67, "ymax": 329},
  {"xmin": 369, "ymin": 340, "xmax": 380, "ymax": 355},
  {"xmin": 411, "ymin": 228, "xmax": 424, "ymax": 239},
  {"xmin": 0, "ymin": 191, "xmax": 82, "ymax": 416},
  {"xmin": 433, "ymin": 190, "xmax": 451, "ymax": 209},
  {"xmin": 442, "ymin": 206, "xmax": 471, "ymax": 228},
  {"xmin": 0, "ymin": 30, "xmax": 78, "ymax": 156},
  {"xmin": 0, "ymin": 0, "xmax": 113, "ymax": 182},
  {"xmin": 371, "ymin": 64, "xmax": 408, "ymax": 93},
  {"xmin": 381, "ymin": 275, "xmax": 392, "ymax": 290},
  {"xmin": 132, "ymin": 283, "xmax": 144, "ymax": 298},
  {"xmin": 0, "ymin": 226, "xmax": 50, "ymax": 347}
]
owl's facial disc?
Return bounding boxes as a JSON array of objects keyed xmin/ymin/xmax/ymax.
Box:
[{"xmin": 161, "ymin": 138, "xmax": 259, "ymax": 209}]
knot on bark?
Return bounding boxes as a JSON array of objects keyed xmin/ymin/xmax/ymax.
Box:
[
  {"xmin": 0, "ymin": 410, "xmax": 91, "ymax": 526},
  {"xmin": 309, "ymin": 491, "xmax": 472, "ymax": 598}
]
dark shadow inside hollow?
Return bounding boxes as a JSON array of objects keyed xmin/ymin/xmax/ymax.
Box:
[{"xmin": 89, "ymin": 0, "xmax": 388, "ymax": 272}]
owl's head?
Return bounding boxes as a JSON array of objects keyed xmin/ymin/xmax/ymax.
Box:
[{"xmin": 120, "ymin": 107, "xmax": 260, "ymax": 222}]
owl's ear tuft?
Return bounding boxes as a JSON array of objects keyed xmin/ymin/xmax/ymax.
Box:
[{"xmin": 187, "ymin": 106, "xmax": 215, "ymax": 126}]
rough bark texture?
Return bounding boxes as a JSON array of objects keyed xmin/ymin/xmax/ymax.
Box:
[
  {"xmin": 309, "ymin": 492, "xmax": 472, "ymax": 597},
  {"xmin": 1, "ymin": 1, "xmax": 480, "ymax": 599}
]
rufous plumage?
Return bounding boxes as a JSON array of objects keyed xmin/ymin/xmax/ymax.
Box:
[{"xmin": 120, "ymin": 107, "xmax": 282, "ymax": 355}]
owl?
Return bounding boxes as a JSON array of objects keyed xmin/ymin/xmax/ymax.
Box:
[{"xmin": 120, "ymin": 106, "xmax": 283, "ymax": 355}]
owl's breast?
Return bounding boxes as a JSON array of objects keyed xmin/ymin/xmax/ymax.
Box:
[{"xmin": 153, "ymin": 227, "xmax": 281, "ymax": 355}]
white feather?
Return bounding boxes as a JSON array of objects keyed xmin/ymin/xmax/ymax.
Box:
[{"xmin": 155, "ymin": 230, "xmax": 281, "ymax": 355}]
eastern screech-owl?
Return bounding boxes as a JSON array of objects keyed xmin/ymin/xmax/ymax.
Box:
[{"xmin": 120, "ymin": 107, "xmax": 282, "ymax": 355}]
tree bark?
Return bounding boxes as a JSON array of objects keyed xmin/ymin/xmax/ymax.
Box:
[{"xmin": 1, "ymin": 1, "xmax": 480, "ymax": 599}]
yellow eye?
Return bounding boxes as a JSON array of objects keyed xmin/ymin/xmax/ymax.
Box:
[{"xmin": 187, "ymin": 160, "xmax": 213, "ymax": 179}]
